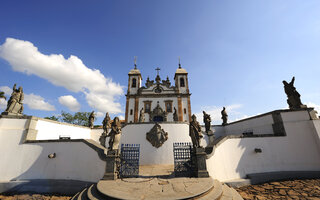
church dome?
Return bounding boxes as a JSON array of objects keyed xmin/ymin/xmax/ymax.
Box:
[
  {"xmin": 128, "ymin": 68, "xmax": 141, "ymax": 75},
  {"xmin": 175, "ymin": 67, "xmax": 187, "ymax": 74}
]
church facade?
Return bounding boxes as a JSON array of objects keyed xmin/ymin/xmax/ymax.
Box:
[{"xmin": 125, "ymin": 63, "xmax": 192, "ymax": 123}]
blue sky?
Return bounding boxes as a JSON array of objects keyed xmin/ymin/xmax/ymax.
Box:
[{"xmin": 0, "ymin": 0, "xmax": 320, "ymax": 124}]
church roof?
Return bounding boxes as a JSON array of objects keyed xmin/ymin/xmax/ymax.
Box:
[{"xmin": 175, "ymin": 67, "xmax": 187, "ymax": 74}]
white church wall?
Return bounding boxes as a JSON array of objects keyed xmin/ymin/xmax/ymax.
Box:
[
  {"xmin": 181, "ymin": 97, "xmax": 189, "ymax": 122},
  {"xmin": 121, "ymin": 123, "xmax": 191, "ymax": 165},
  {"xmin": 224, "ymin": 114, "xmax": 274, "ymax": 135},
  {"xmin": 207, "ymin": 116, "xmax": 320, "ymax": 182},
  {"xmin": 0, "ymin": 118, "xmax": 29, "ymax": 129},
  {"xmin": 36, "ymin": 119, "xmax": 91, "ymax": 140},
  {"xmin": 0, "ymin": 118, "xmax": 105, "ymax": 182}
]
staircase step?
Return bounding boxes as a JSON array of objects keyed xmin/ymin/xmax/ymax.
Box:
[
  {"xmin": 199, "ymin": 179, "xmax": 223, "ymax": 200},
  {"xmin": 230, "ymin": 187, "xmax": 244, "ymax": 200},
  {"xmin": 87, "ymin": 184, "xmax": 106, "ymax": 200},
  {"xmin": 71, "ymin": 192, "xmax": 80, "ymax": 200},
  {"xmin": 219, "ymin": 184, "xmax": 233, "ymax": 200},
  {"xmin": 77, "ymin": 188, "xmax": 88, "ymax": 200}
]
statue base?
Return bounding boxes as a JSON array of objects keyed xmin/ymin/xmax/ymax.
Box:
[
  {"xmin": 193, "ymin": 147, "xmax": 209, "ymax": 178},
  {"xmin": 102, "ymin": 149, "xmax": 119, "ymax": 180},
  {"xmin": 1, "ymin": 111, "xmax": 23, "ymax": 117}
]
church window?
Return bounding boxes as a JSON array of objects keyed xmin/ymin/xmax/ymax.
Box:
[
  {"xmin": 132, "ymin": 78, "xmax": 137, "ymax": 88},
  {"xmin": 144, "ymin": 101, "xmax": 152, "ymax": 113},
  {"xmin": 130, "ymin": 109, "xmax": 133, "ymax": 115},
  {"xmin": 165, "ymin": 101, "xmax": 173, "ymax": 113},
  {"xmin": 180, "ymin": 77, "xmax": 185, "ymax": 87},
  {"xmin": 184, "ymin": 108, "xmax": 187, "ymax": 114}
]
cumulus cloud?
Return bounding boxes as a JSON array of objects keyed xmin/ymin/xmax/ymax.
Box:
[
  {"xmin": 194, "ymin": 104, "xmax": 247, "ymax": 125},
  {"xmin": 0, "ymin": 38, "xmax": 124, "ymax": 114},
  {"xmin": 0, "ymin": 99, "xmax": 7, "ymax": 110},
  {"xmin": 24, "ymin": 93, "xmax": 55, "ymax": 111},
  {"xmin": 58, "ymin": 95, "xmax": 80, "ymax": 112},
  {"xmin": 0, "ymin": 86, "xmax": 12, "ymax": 95}
]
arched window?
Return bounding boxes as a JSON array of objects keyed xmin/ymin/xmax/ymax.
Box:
[
  {"xmin": 180, "ymin": 77, "xmax": 185, "ymax": 87},
  {"xmin": 132, "ymin": 78, "xmax": 137, "ymax": 88}
]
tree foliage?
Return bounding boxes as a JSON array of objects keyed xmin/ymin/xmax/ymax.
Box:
[
  {"xmin": 0, "ymin": 91, "xmax": 6, "ymax": 100},
  {"xmin": 44, "ymin": 116, "xmax": 59, "ymax": 121},
  {"xmin": 45, "ymin": 111, "xmax": 95, "ymax": 127}
]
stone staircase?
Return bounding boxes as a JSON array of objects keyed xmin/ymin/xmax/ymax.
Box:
[{"xmin": 71, "ymin": 178, "xmax": 243, "ymax": 200}]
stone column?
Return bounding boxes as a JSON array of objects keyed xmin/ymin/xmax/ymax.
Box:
[
  {"xmin": 102, "ymin": 150, "xmax": 119, "ymax": 180},
  {"xmin": 193, "ymin": 147, "xmax": 209, "ymax": 178}
]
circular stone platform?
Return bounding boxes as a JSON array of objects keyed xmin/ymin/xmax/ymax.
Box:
[{"xmin": 97, "ymin": 177, "xmax": 214, "ymax": 200}]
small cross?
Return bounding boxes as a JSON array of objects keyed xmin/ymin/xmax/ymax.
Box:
[
  {"xmin": 134, "ymin": 56, "xmax": 137, "ymax": 69},
  {"xmin": 155, "ymin": 67, "xmax": 161, "ymax": 76}
]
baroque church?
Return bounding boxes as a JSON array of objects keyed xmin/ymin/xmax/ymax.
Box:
[{"xmin": 125, "ymin": 62, "xmax": 192, "ymax": 123}]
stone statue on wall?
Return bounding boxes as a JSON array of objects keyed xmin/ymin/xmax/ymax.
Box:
[
  {"xmin": 108, "ymin": 117, "xmax": 122, "ymax": 150},
  {"xmin": 221, "ymin": 107, "xmax": 228, "ymax": 126},
  {"xmin": 88, "ymin": 111, "xmax": 95, "ymax": 128},
  {"xmin": 99, "ymin": 112, "xmax": 111, "ymax": 147},
  {"xmin": 283, "ymin": 76, "xmax": 306, "ymax": 109},
  {"xmin": 139, "ymin": 108, "xmax": 145, "ymax": 122},
  {"xmin": 173, "ymin": 107, "xmax": 178, "ymax": 122},
  {"xmin": 203, "ymin": 111, "xmax": 211, "ymax": 133},
  {"xmin": 4, "ymin": 84, "xmax": 24, "ymax": 115},
  {"xmin": 189, "ymin": 114, "xmax": 203, "ymax": 148}
]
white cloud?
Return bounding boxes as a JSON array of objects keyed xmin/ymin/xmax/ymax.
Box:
[
  {"xmin": 95, "ymin": 111, "xmax": 104, "ymax": 118},
  {"xmin": 0, "ymin": 86, "xmax": 12, "ymax": 95},
  {"xmin": 58, "ymin": 95, "xmax": 80, "ymax": 112},
  {"xmin": 118, "ymin": 115, "xmax": 125, "ymax": 120},
  {"xmin": 194, "ymin": 104, "xmax": 247, "ymax": 125},
  {"xmin": 24, "ymin": 93, "xmax": 55, "ymax": 111},
  {"xmin": 0, "ymin": 99, "xmax": 7, "ymax": 110},
  {"xmin": 0, "ymin": 38, "xmax": 124, "ymax": 114}
]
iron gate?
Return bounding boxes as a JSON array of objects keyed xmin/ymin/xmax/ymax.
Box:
[
  {"xmin": 173, "ymin": 142, "xmax": 194, "ymax": 177},
  {"xmin": 119, "ymin": 144, "xmax": 140, "ymax": 178}
]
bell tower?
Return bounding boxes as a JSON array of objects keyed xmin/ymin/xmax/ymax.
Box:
[{"xmin": 125, "ymin": 58, "xmax": 142, "ymax": 123}]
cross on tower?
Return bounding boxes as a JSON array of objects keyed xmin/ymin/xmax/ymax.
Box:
[
  {"xmin": 155, "ymin": 67, "xmax": 161, "ymax": 76},
  {"xmin": 134, "ymin": 56, "xmax": 137, "ymax": 69}
]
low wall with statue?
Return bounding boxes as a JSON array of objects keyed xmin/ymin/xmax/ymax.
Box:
[
  {"xmin": 206, "ymin": 109, "xmax": 320, "ymax": 182},
  {"xmin": 121, "ymin": 122, "xmax": 191, "ymax": 165},
  {"xmin": 0, "ymin": 116, "xmax": 106, "ymax": 187}
]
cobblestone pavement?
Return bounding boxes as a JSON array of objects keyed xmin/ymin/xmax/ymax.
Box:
[
  {"xmin": 235, "ymin": 179, "xmax": 320, "ymax": 200},
  {"xmin": 0, "ymin": 194, "xmax": 71, "ymax": 200}
]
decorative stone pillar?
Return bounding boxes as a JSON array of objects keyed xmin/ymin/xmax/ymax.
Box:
[
  {"xmin": 193, "ymin": 148, "xmax": 209, "ymax": 178},
  {"xmin": 102, "ymin": 149, "xmax": 119, "ymax": 180}
]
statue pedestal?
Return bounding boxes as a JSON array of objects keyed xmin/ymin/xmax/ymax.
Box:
[
  {"xmin": 207, "ymin": 130, "xmax": 215, "ymax": 145},
  {"xmin": 102, "ymin": 150, "xmax": 119, "ymax": 180},
  {"xmin": 193, "ymin": 148, "xmax": 209, "ymax": 178}
]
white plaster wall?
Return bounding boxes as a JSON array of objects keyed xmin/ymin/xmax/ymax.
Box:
[
  {"xmin": 281, "ymin": 110, "xmax": 310, "ymax": 122},
  {"xmin": 36, "ymin": 119, "xmax": 91, "ymax": 140},
  {"xmin": 121, "ymin": 123, "xmax": 191, "ymax": 165},
  {"xmin": 90, "ymin": 128, "xmax": 103, "ymax": 144},
  {"xmin": 207, "ymin": 118, "xmax": 320, "ymax": 182},
  {"xmin": 0, "ymin": 119, "xmax": 105, "ymax": 182},
  {"xmin": 0, "ymin": 118, "xmax": 29, "ymax": 129},
  {"xmin": 224, "ymin": 114, "xmax": 274, "ymax": 135}
]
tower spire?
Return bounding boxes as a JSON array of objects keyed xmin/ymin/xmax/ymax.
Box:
[
  {"xmin": 178, "ymin": 56, "xmax": 181, "ymax": 69},
  {"xmin": 134, "ymin": 56, "xmax": 137, "ymax": 69}
]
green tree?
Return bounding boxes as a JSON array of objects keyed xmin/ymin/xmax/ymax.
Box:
[
  {"xmin": 0, "ymin": 91, "xmax": 6, "ymax": 100},
  {"xmin": 44, "ymin": 115, "xmax": 59, "ymax": 121},
  {"xmin": 60, "ymin": 111, "xmax": 93, "ymax": 126}
]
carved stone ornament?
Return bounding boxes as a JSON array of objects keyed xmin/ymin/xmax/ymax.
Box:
[
  {"xmin": 149, "ymin": 102, "xmax": 167, "ymax": 122},
  {"xmin": 146, "ymin": 123, "xmax": 168, "ymax": 148}
]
